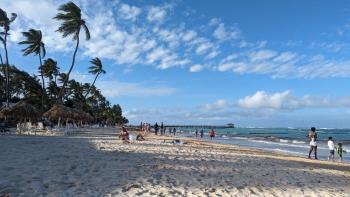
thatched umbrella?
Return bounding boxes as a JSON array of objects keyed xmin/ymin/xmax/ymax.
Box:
[
  {"xmin": 44, "ymin": 104, "xmax": 75, "ymax": 128},
  {"xmin": 44, "ymin": 105, "xmax": 93, "ymax": 132},
  {"xmin": 0, "ymin": 101, "xmax": 41, "ymax": 134}
]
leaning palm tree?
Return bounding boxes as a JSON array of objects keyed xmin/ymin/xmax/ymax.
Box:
[
  {"xmin": 18, "ymin": 29, "xmax": 46, "ymax": 110},
  {"xmin": 53, "ymin": 2, "xmax": 90, "ymax": 104},
  {"xmin": 0, "ymin": 8, "xmax": 17, "ymax": 107},
  {"xmin": 84, "ymin": 57, "xmax": 106, "ymax": 98}
]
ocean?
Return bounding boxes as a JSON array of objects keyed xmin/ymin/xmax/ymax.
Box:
[{"xmin": 178, "ymin": 127, "xmax": 350, "ymax": 163}]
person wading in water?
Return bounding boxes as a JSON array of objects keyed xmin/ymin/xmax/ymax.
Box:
[{"xmin": 307, "ymin": 127, "xmax": 318, "ymax": 159}]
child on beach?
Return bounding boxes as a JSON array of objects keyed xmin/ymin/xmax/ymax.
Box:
[{"xmin": 327, "ymin": 137, "xmax": 335, "ymax": 161}]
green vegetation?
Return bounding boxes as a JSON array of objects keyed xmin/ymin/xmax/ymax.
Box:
[{"xmin": 0, "ymin": 2, "xmax": 128, "ymax": 126}]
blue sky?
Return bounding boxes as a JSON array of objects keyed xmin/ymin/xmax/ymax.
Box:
[{"xmin": 2, "ymin": 0, "xmax": 350, "ymax": 127}]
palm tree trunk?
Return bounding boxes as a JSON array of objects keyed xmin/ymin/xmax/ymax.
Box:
[
  {"xmin": 84, "ymin": 73, "xmax": 99, "ymax": 98},
  {"xmin": 4, "ymin": 30, "xmax": 10, "ymax": 107},
  {"xmin": 39, "ymin": 52, "xmax": 45, "ymax": 111},
  {"xmin": 56, "ymin": 32, "xmax": 80, "ymax": 104},
  {"xmin": 0, "ymin": 52, "xmax": 3, "ymax": 64}
]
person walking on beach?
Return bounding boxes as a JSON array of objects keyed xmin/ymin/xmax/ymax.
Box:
[
  {"xmin": 160, "ymin": 122, "xmax": 164, "ymax": 135},
  {"xmin": 154, "ymin": 122, "xmax": 159, "ymax": 135},
  {"xmin": 328, "ymin": 137, "xmax": 335, "ymax": 161},
  {"xmin": 200, "ymin": 129, "xmax": 204, "ymax": 138},
  {"xmin": 307, "ymin": 127, "xmax": 318, "ymax": 159},
  {"xmin": 195, "ymin": 129, "xmax": 198, "ymax": 137},
  {"xmin": 209, "ymin": 129, "xmax": 215, "ymax": 141},
  {"xmin": 173, "ymin": 128, "xmax": 176, "ymax": 136}
]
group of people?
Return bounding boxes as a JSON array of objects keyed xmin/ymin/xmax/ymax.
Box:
[
  {"xmin": 153, "ymin": 122, "xmax": 177, "ymax": 136},
  {"xmin": 308, "ymin": 127, "xmax": 347, "ymax": 162},
  {"xmin": 119, "ymin": 126, "xmax": 145, "ymax": 143},
  {"xmin": 140, "ymin": 122, "xmax": 151, "ymax": 134},
  {"xmin": 194, "ymin": 128, "xmax": 216, "ymax": 140}
]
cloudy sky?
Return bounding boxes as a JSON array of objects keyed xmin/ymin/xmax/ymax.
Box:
[{"xmin": 2, "ymin": 0, "xmax": 350, "ymax": 127}]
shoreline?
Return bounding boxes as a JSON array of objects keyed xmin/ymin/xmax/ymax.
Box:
[{"xmin": 147, "ymin": 133, "xmax": 350, "ymax": 168}]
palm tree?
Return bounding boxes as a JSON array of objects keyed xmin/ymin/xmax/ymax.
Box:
[
  {"xmin": 0, "ymin": 8, "xmax": 17, "ymax": 107},
  {"xmin": 84, "ymin": 57, "xmax": 106, "ymax": 98},
  {"xmin": 42, "ymin": 58, "xmax": 59, "ymax": 83},
  {"xmin": 18, "ymin": 29, "xmax": 46, "ymax": 110},
  {"xmin": 54, "ymin": 2, "xmax": 90, "ymax": 103}
]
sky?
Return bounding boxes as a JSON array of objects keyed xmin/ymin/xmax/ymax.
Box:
[{"xmin": 2, "ymin": 0, "xmax": 350, "ymax": 127}]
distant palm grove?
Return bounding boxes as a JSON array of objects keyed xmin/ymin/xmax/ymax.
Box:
[{"xmin": 0, "ymin": 2, "xmax": 128, "ymax": 125}]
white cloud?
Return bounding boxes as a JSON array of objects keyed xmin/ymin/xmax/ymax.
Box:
[
  {"xmin": 273, "ymin": 52, "xmax": 297, "ymax": 63},
  {"xmin": 189, "ymin": 64, "xmax": 203, "ymax": 72},
  {"xmin": 0, "ymin": 0, "xmax": 72, "ymax": 51},
  {"xmin": 238, "ymin": 90, "xmax": 291, "ymax": 109},
  {"xmin": 238, "ymin": 90, "xmax": 350, "ymax": 110},
  {"xmin": 182, "ymin": 30, "xmax": 197, "ymax": 42},
  {"xmin": 249, "ymin": 49, "xmax": 278, "ymax": 62},
  {"xmin": 3, "ymin": 0, "xmax": 350, "ymax": 79},
  {"xmin": 217, "ymin": 62, "xmax": 247, "ymax": 72},
  {"xmin": 71, "ymin": 72, "xmax": 176, "ymax": 98},
  {"xmin": 206, "ymin": 50, "xmax": 220, "ymax": 59},
  {"xmin": 203, "ymin": 99, "xmax": 228, "ymax": 110},
  {"xmin": 213, "ymin": 23, "xmax": 240, "ymax": 41},
  {"xmin": 147, "ymin": 6, "xmax": 167, "ymax": 22},
  {"xmin": 209, "ymin": 18, "xmax": 221, "ymax": 26},
  {"xmin": 195, "ymin": 42, "xmax": 213, "ymax": 55},
  {"xmin": 119, "ymin": 3, "xmax": 141, "ymax": 21},
  {"xmin": 125, "ymin": 90, "xmax": 350, "ymax": 124}
]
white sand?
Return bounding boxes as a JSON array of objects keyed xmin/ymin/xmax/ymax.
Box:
[{"xmin": 1, "ymin": 128, "xmax": 350, "ymax": 197}]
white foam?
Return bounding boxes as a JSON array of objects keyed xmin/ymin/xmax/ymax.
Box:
[
  {"xmin": 279, "ymin": 139, "xmax": 289, "ymax": 143},
  {"xmin": 232, "ymin": 137, "xmax": 249, "ymax": 140},
  {"xmin": 292, "ymin": 140, "xmax": 305, "ymax": 144}
]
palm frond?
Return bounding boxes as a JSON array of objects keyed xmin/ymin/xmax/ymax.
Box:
[{"xmin": 82, "ymin": 23, "xmax": 90, "ymax": 40}]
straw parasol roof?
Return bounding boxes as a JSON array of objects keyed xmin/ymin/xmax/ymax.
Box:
[
  {"xmin": 70, "ymin": 108, "xmax": 93, "ymax": 122},
  {"xmin": 0, "ymin": 101, "xmax": 41, "ymax": 121},
  {"xmin": 44, "ymin": 104, "xmax": 75, "ymax": 121},
  {"xmin": 44, "ymin": 105, "xmax": 93, "ymax": 122}
]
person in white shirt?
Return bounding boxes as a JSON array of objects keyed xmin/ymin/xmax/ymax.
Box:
[
  {"xmin": 307, "ymin": 127, "xmax": 318, "ymax": 159},
  {"xmin": 327, "ymin": 136, "xmax": 335, "ymax": 161}
]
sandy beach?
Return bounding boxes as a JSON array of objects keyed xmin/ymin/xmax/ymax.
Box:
[{"xmin": 1, "ymin": 128, "xmax": 350, "ymax": 197}]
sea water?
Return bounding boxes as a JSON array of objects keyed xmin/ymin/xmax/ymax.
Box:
[{"xmin": 178, "ymin": 127, "xmax": 350, "ymax": 162}]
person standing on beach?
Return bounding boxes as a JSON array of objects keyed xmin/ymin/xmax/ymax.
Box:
[
  {"xmin": 154, "ymin": 122, "xmax": 159, "ymax": 135},
  {"xmin": 308, "ymin": 127, "xmax": 318, "ymax": 159},
  {"xmin": 173, "ymin": 128, "xmax": 176, "ymax": 136},
  {"xmin": 209, "ymin": 129, "xmax": 215, "ymax": 141},
  {"xmin": 200, "ymin": 129, "xmax": 204, "ymax": 138},
  {"xmin": 160, "ymin": 122, "xmax": 164, "ymax": 135},
  {"xmin": 328, "ymin": 137, "xmax": 335, "ymax": 161},
  {"xmin": 195, "ymin": 129, "xmax": 198, "ymax": 137},
  {"xmin": 337, "ymin": 143, "xmax": 346, "ymax": 162}
]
